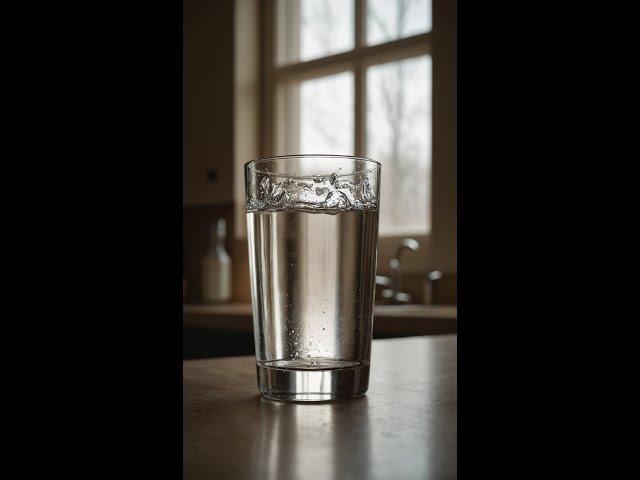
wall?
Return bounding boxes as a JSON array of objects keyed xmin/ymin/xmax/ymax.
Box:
[
  {"xmin": 431, "ymin": 0, "xmax": 457, "ymax": 274},
  {"xmin": 183, "ymin": 0, "xmax": 256, "ymax": 304},
  {"xmin": 183, "ymin": 0, "xmax": 235, "ymax": 206}
]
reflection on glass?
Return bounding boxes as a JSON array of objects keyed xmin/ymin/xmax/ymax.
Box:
[
  {"xmin": 367, "ymin": 0, "xmax": 431, "ymax": 46},
  {"xmin": 277, "ymin": 0, "xmax": 355, "ymax": 65},
  {"xmin": 367, "ymin": 55, "xmax": 431, "ymax": 234},
  {"xmin": 278, "ymin": 71, "xmax": 354, "ymax": 155}
]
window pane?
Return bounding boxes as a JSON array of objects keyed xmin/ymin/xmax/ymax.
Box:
[
  {"xmin": 367, "ymin": 0, "xmax": 432, "ymax": 46},
  {"xmin": 277, "ymin": 0, "xmax": 355, "ymax": 65},
  {"xmin": 277, "ymin": 71, "xmax": 354, "ymax": 155},
  {"xmin": 367, "ymin": 56, "xmax": 431, "ymax": 234}
]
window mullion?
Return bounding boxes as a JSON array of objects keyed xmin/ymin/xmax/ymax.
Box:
[
  {"xmin": 354, "ymin": 0, "xmax": 366, "ymax": 157},
  {"xmin": 354, "ymin": 63, "xmax": 366, "ymax": 157},
  {"xmin": 263, "ymin": 0, "xmax": 276, "ymax": 156}
]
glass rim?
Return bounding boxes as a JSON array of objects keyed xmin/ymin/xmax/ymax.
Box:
[{"xmin": 244, "ymin": 154, "xmax": 380, "ymax": 177}]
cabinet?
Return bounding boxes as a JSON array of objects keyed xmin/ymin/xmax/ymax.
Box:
[{"xmin": 183, "ymin": 0, "xmax": 234, "ymax": 205}]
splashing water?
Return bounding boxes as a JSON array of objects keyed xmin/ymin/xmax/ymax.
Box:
[{"xmin": 247, "ymin": 172, "xmax": 377, "ymax": 213}]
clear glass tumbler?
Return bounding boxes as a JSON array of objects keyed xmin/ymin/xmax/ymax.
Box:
[{"xmin": 245, "ymin": 155, "xmax": 381, "ymax": 402}]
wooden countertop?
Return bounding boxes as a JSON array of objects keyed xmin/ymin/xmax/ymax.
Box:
[
  {"xmin": 183, "ymin": 303, "xmax": 457, "ymax": 336},
  {"xmin": 183, "ymin": 335, "xmax": 457, "ymax": 479}
]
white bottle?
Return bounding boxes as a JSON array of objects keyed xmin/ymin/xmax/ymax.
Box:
[{"xmin": 201, "ymin": 219, "xmax": 232, "ymax": 303}]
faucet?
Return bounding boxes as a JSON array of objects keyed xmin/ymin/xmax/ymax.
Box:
[
  {"xmin": 424, "ymin": 270, "xmax": 443, "ymax": 305},
  {"xmin": 376, "ymin": 238, "xmax": 420, "ymax": 305}
]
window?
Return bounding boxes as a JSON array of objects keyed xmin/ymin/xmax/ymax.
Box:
[
  {"xmin": 266, "ymin": 0, "xmax": 432, "ymax": 235},
  {"xmin": 367, "ymin": 55, "xmax": 431, "ymax": 234}
]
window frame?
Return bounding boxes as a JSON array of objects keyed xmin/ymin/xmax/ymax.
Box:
[
  {"xmin": 263, "ymin": 0, "xmax": 431, "ymax": 156},
  {"xmin": 237, "ymin": 0, "xmax": 456, "ymax": 276},
  {"xmin": 261, "ymin": 0, "xmax": 432, "ymax": 240}
]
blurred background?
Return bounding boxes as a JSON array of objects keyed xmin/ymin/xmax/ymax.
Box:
[{"xmin": 183, "ymin": 0, "xmax": 457, "ymax": 358}]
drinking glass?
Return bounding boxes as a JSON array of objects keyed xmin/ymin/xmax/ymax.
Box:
[{"xmin": 245, "ymin": 155, "xmax": 381, "ymax": 401}]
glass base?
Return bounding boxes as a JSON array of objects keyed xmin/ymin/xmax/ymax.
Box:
[{"xmin": 256, "ymin": 361, "xmax": 370, "ymax": 402}]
